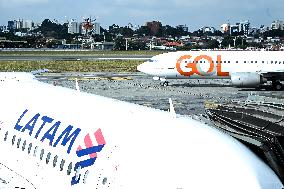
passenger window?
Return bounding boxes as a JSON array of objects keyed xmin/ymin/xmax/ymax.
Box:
[
  {"xmin": 34, "ymin": 146, "xmax": 38, "ymax": 157},
  {"xmin": 28, "ymin": 143, "xmax": 32, "ymax": 154},
  {"xmin": 83, "ymin": 170, "xmax": 89, "ymax": 184},
  {"xmin": 53, "ymin": 155, "xmax": 58, "ymax": 167},
  {"xmin": 262, "ymin": 61, "xmax": 264, "ymax": 63},
  {"xmin": 236, "ymin": 61, "xmax": 238, "ymax": 63},
  {"xmin": 60, "ymin": 159, "xmax": 65, "ymax": 171},
  {"xmin": 67, "ymin": 162, "xmax": 72, "ymax": 175},
  {"xmin": 251, "ymin": 61, "xmax": 253, "ymax": 63},
  {"xmin": 46, "ymin": 152, "xmax": 51, "ymax": 164},
  {"xmin": 17, "ymin": 138, "xmax": 21, "ymax": 148},
  {"xmin": 40, "ymin": 149, "xmax": 45, "ymax": 160},
  {"xmin": 12, "ymin": 135, "xmax": 16, "ymax": 145},
  {"xmin": 271, "ymin": 61, "xmax": 273, "ymax": 63},
  {"xmin": 228, "ymin": 61, "xmax": 230, "ymax": 63},
  {"xmin": 255, "ymin": 61, "xmax": 257, "ymax": 63},
  {"xmin": 22, "ymin": 140, "xmax": 26, "ymax": 151},
  {"xmin": 4, "ymin": 131, "xmax": 8, "ymax": 141},
  {"xmin": 244, "ymin": 61, "xmax": 246, "ymax": 63},
  {"xmin": 224, "ymin": 61, "xmax": 226, "ymax": 63}
]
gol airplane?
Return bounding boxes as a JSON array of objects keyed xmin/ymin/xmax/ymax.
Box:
[{"xmin": 137, "ymin": 50, "xmax": 284, "ymax": 90}]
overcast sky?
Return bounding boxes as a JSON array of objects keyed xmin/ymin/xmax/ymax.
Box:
[{"xmin": 0, "ymin": 0, "xmax": 283, "ymax": 31}]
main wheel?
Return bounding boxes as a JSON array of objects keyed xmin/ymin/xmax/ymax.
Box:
[{"xmin": 273, "ymin": 81, "xmax": 282, "ymax": 91}]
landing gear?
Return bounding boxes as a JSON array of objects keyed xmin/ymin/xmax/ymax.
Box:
[
  {"xmin": 162, "ymin": 81, "xmax": 169, "ymax": 87},
  {"xmin": 157, "ymin": 77, "xmax": 169, "ymax": 87},
  {"xmin": 272, "ymin": 81, "xmax": 283, "ymax": 91}
]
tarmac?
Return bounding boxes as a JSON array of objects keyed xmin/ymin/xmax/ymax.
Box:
[{"xmin": 37, "ymin": 72, "xmax": 284, "ymax": 116}]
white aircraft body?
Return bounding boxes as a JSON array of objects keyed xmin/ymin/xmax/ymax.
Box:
[
  {"xmin": 0, "ymin": 72, "xmax": 283, "ymax": 189},
  {"xmin": 137, "ymin": 50, "xmax": 284, "ymax": 90}
]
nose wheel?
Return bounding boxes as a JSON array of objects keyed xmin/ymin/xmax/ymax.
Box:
[{"xmin": 162, "ymin": 81, "xmax": 169, "ymax": 87}]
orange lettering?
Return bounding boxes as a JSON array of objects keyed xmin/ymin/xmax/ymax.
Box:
[
  {"xmin": 176, "ymin": 54, "xmax": 229, "ymax": 77},
  {"xmin": 194, "ymin": 55, "xmax": 214, "ymax": 74},
  {"xmin": 176, "ymin": 55, "xmax": 198, "ymax": 77},
  {"xmin": 216, "ymin": 55, "xmax": 229, "ymax": 76}
]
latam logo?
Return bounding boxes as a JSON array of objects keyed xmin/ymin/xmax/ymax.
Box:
[
  {"xmin": 14, "ymin": 109, "xmax": 106, "ymax": 186},
  {"xmin": 14, "ymin": 109, "xmax": 81, "ymax": 154},
  {"xmin": 72, "ymin": 129, "xmax": 106, "ymax": 185},
  {"xmin": 176, "ymin": 55, "xmax": 229, "ymax": 77}
]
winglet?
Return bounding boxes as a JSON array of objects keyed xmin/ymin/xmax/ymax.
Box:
[
  {"xmin": 169, "ymin": 98, "xmax": 176, "ymax": 119},
  {"xmin": 75, "ymin": 78, "xmax": 80, "ymax": 92}
]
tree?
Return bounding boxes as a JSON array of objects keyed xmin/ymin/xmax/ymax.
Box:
[
  {"xmin": 128, "ymin": 40, "xmax": 147, "ymax": 50},
  {"xmin": 114, "ymin": 37, "xmax": 126, "ymax": 50},
  {"xmin": 221, "ymin": 36, "xmax": 234, "ymax": 48},
  {"xmin": 207, "ymin": 39, "xmax": 220, "ymax": 49},
  {"xmin": 35, "ymin": 19, "xmax": 68, "ymax": 39},
  {"xmin": 135, "ymin": 26, "xmax": 150, "ymax": 37}
]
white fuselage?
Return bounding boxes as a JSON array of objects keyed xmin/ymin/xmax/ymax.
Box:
[
  {"xmin": 0, "ymin": 73, "xmax": 283, "ymax": 189},
  {"xmin": 137, "ymin": 50, "xmax": 284, "ymax": 79}
]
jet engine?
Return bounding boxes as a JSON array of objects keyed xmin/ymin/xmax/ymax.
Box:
[{"xmin": 231, "ymin": 72, "xmax": 266, "ymax": 87}]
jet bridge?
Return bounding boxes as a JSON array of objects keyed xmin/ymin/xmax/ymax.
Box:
[{"xmin": 205, "ymin": 95, "xmax": 284, "ymax": 183}]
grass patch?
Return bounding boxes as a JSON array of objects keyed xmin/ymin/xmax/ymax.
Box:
[{"xmin": 0, "ymin": 60, "xmax": 144, "ymax": 72}]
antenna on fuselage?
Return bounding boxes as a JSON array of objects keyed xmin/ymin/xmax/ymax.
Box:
[
  {"xmin": 75, "ymin": 78, "xmax": 80, "ymax": 92},
  {"xmin": 169, "ymin": 98, "xmax": 176, "ymax": 119}
]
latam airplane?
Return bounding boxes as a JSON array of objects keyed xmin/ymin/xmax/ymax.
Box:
[
  {"xmin": 137, "ymin": 50, "xmax": 284, "ymax": 90},
  {"xmin": 0, "ymin": 72, "xmax": 283, "ymax": 189}
]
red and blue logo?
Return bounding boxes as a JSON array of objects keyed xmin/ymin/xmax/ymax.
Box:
[{"xmin": 71, "ymin": 129, "xmax": 106, "ymax": 185}]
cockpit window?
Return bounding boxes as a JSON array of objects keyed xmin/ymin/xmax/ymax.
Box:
[{"xmin": 148, "ymin": 59, "xmax": 157, "ymax": 63}]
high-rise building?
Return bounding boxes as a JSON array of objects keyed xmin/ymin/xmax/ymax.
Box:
[
  {"xmin": 68, "ymin": 20, "xmax": 81, "ymax": 34},
  {"xmin": 146, "ymin": 21, "xmax": 162, "ymax": 36},
  {"xmin": 238, "ymin": 20, "xmax": 250, "ymax": 35},
  {"xmin": 271, "ymin": 20, "xmax": 284, "ymax": 30},
  {"xmin": 93, "ymin": 22, "xmax": 100, "ymax": 35},
  {"xmin": 23, "ymin": 20, "xmax": 34, "ymax": 30},
  {"xmin": 0, "ymin": 26, "xmax": 7, "ymax": 32},
  {"xmin": 7, "ymin": 20, "xmax": 16, "ymax": 30},
  {"xmin": 221, "ymin": 23, "xmax": 230, "ymax": 33},
  {"xmin": 15, "ymin": 19, "xmax": 23, "ymax": 29},
  {"xmin": 221, "ymin": 20, "xmax": 250, "ymax": 35},
  {"xmin": 200, "ymin": 26, "xmax": 216, "ymax": 33},
  {"xmin": 230, "ymin": 24, "xmax": 239, "ymax": 34}
]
